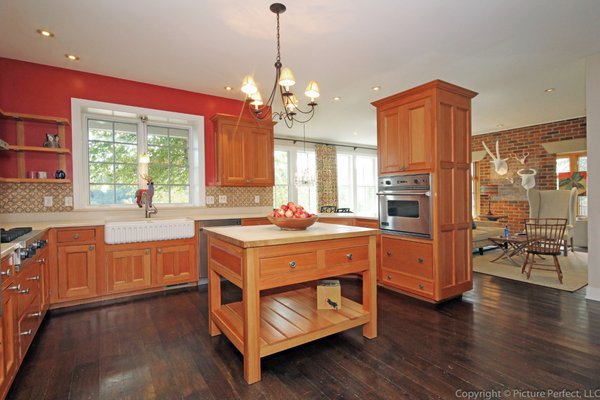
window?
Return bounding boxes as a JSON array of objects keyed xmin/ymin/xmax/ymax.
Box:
[
  {"xmin": 336, "ymin": 152, "xmax": 378, "ymax": 216},
  {"xmin": 72, "ymin": 98, "xmax": 204, "ymax": 209},
  {"xmin": 556, "ymin": 152, "xmax": 587, "ymax": 217},
  {"xmin": 273, "ymin": 145, "xmax": 317, "ymax": 212}
]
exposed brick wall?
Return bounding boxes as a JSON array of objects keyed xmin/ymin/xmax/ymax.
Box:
[{"xmin": 472, "ymin": 117, "xmax": 586, "ymax": 232}]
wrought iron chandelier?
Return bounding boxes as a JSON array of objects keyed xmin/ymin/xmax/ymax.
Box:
[{"xmin": 241, "ymin": 3, "xmax": 320, "ymax": 128}]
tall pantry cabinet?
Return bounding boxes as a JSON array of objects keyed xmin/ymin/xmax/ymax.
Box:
[{"xmin": 372, "ymin": 80, "xmax": 477, "ymax": 302}]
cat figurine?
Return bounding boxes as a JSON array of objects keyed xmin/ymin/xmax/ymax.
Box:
[{"xmin": 43, "ymin": 133, "xmax": 60, "ymax": 148}]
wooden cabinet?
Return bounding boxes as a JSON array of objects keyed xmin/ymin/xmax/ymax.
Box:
[
  {"xmin": 155, "ymin": 244, "xmax": 197, "ymax": 285},
  {"xmin": 375, "ymin": 98, "xmax": 432, "ymax": 174},
  {"xmin": 1, "ymin": 284, "xmax": 18, "ymax": 398},
  {"xmin": 210, "ymin": 113, "xmax": 275, "ymax": 186},
  {"xmin": 106, "ymin": 249, "xmax": 151, "ymax": 293},
  {"xmin": 373, "ymin": 80, "xmax": 477, "ymax": 302},
  {"xmin": 381, "ymin": 236, "xmax": 434, "ymax": 297},
  {"xmin": 241, "ymin": 217, "xmax": 270, "ymax": 226},
  {"xmin": 56, "ymin": 243, "xmax": 97, "ymax": 300},
  {"xmin": 0, "ymin": 108, "xmax": 71, "ymax": 183}
]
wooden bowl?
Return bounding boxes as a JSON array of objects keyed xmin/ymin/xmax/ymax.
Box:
[{"xmin": 267, "ymin": 215, "xmax": 319, "ymax": 230}]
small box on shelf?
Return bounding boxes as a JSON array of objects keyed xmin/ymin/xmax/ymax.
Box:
[{"xmin": 317, "ymin": 280, "xmax": 342, "ymax": 310}]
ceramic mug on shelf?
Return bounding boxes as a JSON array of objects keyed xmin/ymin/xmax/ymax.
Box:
[
  {"xmin": 55, "ymin": 170, "xmax": 66, "ymax": 179},
  {"xmin": 37, "ymin": 171, "xmax": 47, "ymax": 179}
]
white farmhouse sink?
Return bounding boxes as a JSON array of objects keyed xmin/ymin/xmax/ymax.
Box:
[{"xmin": 105, "ymin": 218, "xmax": 195, "ymax": 244}]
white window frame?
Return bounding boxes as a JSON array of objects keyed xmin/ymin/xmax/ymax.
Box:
[
  {"xmin": 336, "ymin": 149, "xmax": 378, "ymax": 217},
  {"xmin": 71, "ymin": 98, "xmax": 205, "ymax": 210},
  {"xmin": 273, "ymin": 140, "xmax": 317, "ymax": 212}
]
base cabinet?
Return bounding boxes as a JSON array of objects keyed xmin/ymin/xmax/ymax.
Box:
[
  {"xmin": 156, "ymin": 244, "xmax": 197, "ymax": 285},
  {"xmin": 57, "ymin": 244, "xmax": 97, "ymax": 300},
  {"xmin": 0, "ymin": 286, "xmax": 18, "ymax": 398},
  {"xmin": 106, "ymin": 249, "xmax": 151, "ymax": 293}
]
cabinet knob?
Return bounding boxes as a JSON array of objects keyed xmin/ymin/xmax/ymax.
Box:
[
  {"xmin": 36, "ymin": 258, "xmax": 45, "ymax": 264},
  {"xmin": 18, "ymin": 287, "xmax": 30, "ymax": 295},
  {"xmin": 19, "ymin": 329, "xmax": 33, "ymax": 336},
  {"xmin": 27, "ymin": 311, "xmax": 42, "ymax": 318},
  {"xmin": 157, "ymin": 248, "xmax": 162, "ymax": 253},
  {"xmin": 346, "ymin": 253, "xmax": 353, "ymax": 261},
  {"xmin": 146, "ymin": 249, "xmax": 151, "ymax": 255},
  {"xmin": 89, "ymin": 245, "xmax": 95, "ymax": 251},
  {"xmin": 289, "ymin": 261, "xmax": 296, "ymax": 268},
  {"xmin": 418, "ymin": 283, "xmax": 424, "ymax": 290},
  {"xmin": 386, "ymin": 250, "xmax": 392, "ymax": 256},
  {"xmin": 417, "ymin": 257, "xmax": 424, "ymax": 264},
  {"xmin": 27, "ymin": 275, "xmax": 40, "ymax": 281},
  {"xmin": 9, "ymin": 284, "xmax": 21, "ymax": 291},
  {"xmin": 73, "ymin": 234, "xmax": 80, "ymax": 239},
  {"xmin": 387, "ymin": 275, "xmax": 392, "ymax": 280},
  {"xmin": 0, "ymin": 269, "xmax": 12, "ymax": 277}
]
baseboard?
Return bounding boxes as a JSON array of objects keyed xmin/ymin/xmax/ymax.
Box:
[{"xmin": 586, "ymin": 286, "xmax": 600, "ymax": 302}]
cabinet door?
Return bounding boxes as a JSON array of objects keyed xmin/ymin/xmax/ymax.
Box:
[
  {"xmin": 57, "ymin": 244, "xmax": 97, "ymax": 300},
  {"xmin": 40, "ymin": 249, "xmax": 51, "ymax": 312},
  {"xmin": 405, "ymin": 98, "xmax": 432, "ymax": 172},
  {"xmin": 106, "ymin": 249, "xmax": 151, "ymax": 294},
  {"xmin": 156, "ymin": 244, "xmax": 197, "ymax": 285},
  {"xmin": 218, "ymin": 123, "xmax": 247, "ymax": 186},
  {"xmin": 245, "ymin": 127, "xmax": 274, "ymax": 186},
  {"xmin": 1, "ymin": 287, "xmax": 18, "ymax": 395},
  {"xmin": 377, "ymin": 108, "xmax": 406, "ymax": 174}
]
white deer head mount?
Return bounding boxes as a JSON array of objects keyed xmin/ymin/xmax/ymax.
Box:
[{"xmin": 482, "ymin": 140, "xmax": 509, "ymax": 175}]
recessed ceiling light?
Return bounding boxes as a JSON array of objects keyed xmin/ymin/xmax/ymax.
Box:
[
  {"xmin": 333, "ymin": 96, "xmax": 341, "ymax": 101},
  {"xmin": 36, "ymin": 29, "xmax": 54, "ymax": 38},
  {"xmin": 371, "ymin": 86, "xmax": 381, "ymax": 91},
  {"xmin": 65, "ymin": 54, "xmax": 80, "ymax": 61},
  {"xmin": 224, "ymin": 86, "xmax": 233, "ymax": 91},
  {"xmin": 497, "ymin": 124, "xmax": 504, "ymax": 128},
  {"xmin": 544, "ymin": 88, "xmax": 555, "ymax": 93}
]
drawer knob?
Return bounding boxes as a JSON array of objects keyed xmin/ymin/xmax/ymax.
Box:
[
  {"xmin": 289, "ymin": 261, "xmax": 296, "ymax": 268},
  {"xmin": 27, "ymin": 311, "xmax": 42, "ymax": 318},
  {"xmin": 9, "ymin": 284, "xmax": 20, "ymax": 291},
  {"xmin": 0, "ymin": 269, "xmax": 12, "ymax": 277},
  {"xmin": 89, "ymin": 245, "xmax": 95, "ymax": 251},
  {"xmin": 27, "ymin": 275, "xmax": 40, "ymax": 281},
  {"xmin": 387, "ymin": 275, "xmax": 392, "ymax": 280},
  {"xmin": 157, "ymin": 248, "xmax": 162, "ymax": 253},
  {"xmin": 417, "ymin": 257, "xmax": 424, "ymax": 264},
  {"xmin": 36, "ymin": 258, "xmax": 45, "ymax": 264},
  {"xmin": 418, "ymin": 283, "xmax": 424, "ymax": 290},
  {"xmin": 18, "ymin": 287, "xmax": 30, "ymax": 295},
  {"xmin": 386, "ymin": 250, "xmax": 392, "ymax": 256},
  {"xmin": 73, "ymin": 234, "xmax": 80, "ymax": 239},
  {"xmin": 19, "ymin": 329, "xmax": 32, "ymax": 336},
  {"xmin": 346, "ymin": 253, "xmax": 353, "ymax": 260},
  {"xmin": 146, "ymin": 249, "xmax": 151, "ymax": 255}
]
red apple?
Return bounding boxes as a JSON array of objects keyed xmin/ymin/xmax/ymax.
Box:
[
  {"xmin": 285, "ymin": 209, "xmax": 294, "ymax": 218},
  {"xmin": 277, "ymin": 208, "xmax": 285, "ymax": 216},
  {"xmin": 301, "ymin": 212, "xmax": 309, "ymax": 218},
  {"xmin": 287, "ymin": 201, "xmax": 297, "ymax": 213}
]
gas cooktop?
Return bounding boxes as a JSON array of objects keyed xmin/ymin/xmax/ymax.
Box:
[{"xmin": 0, "ymin": 227, "xmax": 33, "ymax": 243}]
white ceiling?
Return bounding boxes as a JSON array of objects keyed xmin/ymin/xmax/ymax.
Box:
[{"xmin": 1, "ymin": 0, "xmax": 600, "ymax": 146}]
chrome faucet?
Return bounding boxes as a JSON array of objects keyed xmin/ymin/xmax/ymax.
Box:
[{"xmin": 141, "ymin": 191, "xmax": 158, "ymax": 218}]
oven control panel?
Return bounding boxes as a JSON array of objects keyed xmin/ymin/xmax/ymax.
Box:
[{"xmin": 378, "ymin": 174, "xmax": 430, "ymax": 191}]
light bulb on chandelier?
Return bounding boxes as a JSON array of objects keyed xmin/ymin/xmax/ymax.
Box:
[{"xmin": 241, "ymin": 3, "xmax": 320, "ymax": 128}]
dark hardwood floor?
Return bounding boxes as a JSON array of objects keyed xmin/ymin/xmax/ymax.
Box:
[{"xmin": 8, "ymin": 274, "xmax": 600, "ymax": 400}]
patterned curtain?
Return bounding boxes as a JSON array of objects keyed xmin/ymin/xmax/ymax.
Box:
[{"xmin": 315, "ymin": 144, "xmax": 338, "ymax": 209}]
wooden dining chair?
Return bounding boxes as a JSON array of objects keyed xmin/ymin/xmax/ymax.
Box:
[{"xmin": 521, "ymin": 218, "xmax": 567, "ymax": 284}]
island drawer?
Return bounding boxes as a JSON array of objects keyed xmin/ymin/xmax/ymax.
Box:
[
  {"xmin": 260, "ymin": 251, "xmax": 318, "ymax": 276},
  {"xmin": 57, "ymin": 228, "xmax": 96, "ymax": 243},
  {"xmin": 324, "ymin": 244, "xmax": 369, "ymax": 267}
]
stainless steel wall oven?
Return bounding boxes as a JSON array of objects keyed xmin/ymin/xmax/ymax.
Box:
[{"xmin": 377, "ymin": 174, "xmax": 432, "ymax": 238}]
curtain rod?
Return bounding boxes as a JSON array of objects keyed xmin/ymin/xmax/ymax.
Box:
[{"xmin": 274, "ymin": 136, "xmax": 377, "ymax": 151}]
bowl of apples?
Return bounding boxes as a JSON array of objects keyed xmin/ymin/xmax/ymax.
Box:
[{"xmin": 268, "ymin": 202, "xmax": 318, "ymax": 230}]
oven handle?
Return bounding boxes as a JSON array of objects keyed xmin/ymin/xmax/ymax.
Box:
[{"xmin": 377, "ymin": 191, "xmax": 431, "ymax": 197}]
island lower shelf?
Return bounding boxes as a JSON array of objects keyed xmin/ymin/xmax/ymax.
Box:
[{"xmin": 212, "ymin": 287, "xmax": 371, "ymax": 358}]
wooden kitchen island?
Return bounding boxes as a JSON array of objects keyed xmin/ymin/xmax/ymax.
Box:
[{"xmin": 204, "ymin": 222, "xmax": 378, "ymax": 384}]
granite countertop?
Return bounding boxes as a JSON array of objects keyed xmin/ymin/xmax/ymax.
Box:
[{"xmin": 203, "ymin": 222, "xmax": 378, "ymax": 248}]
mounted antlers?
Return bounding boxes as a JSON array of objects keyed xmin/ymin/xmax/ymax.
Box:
[
  {"xmin": 482, "ymin": 140, "xmax": 509, "ymax": 175},
  {"xmin": 510, "ymin": 152, "xmax": 529, "ymax": 165}
]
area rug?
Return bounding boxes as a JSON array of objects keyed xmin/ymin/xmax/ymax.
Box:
[{"xmin": 473, "ymin": 249, "xmax": 588, "ymax": 292}]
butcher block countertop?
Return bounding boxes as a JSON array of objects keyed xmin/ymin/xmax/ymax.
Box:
[{"xmin": 203, "ymin": 222, "xmax": 379, "ymax": 248}]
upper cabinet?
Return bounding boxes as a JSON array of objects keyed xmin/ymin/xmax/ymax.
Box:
[{"xmin": 210, "ymin": 114, "xmax": 275, "ymax": 186}]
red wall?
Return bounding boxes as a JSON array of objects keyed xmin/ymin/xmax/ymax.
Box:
[{"xmin": 0, "ymin": 57, "xmax": 249, "ymax": 184}]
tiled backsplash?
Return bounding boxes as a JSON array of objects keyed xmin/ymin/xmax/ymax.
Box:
[
  {"xmin": 205, "ymin": 186, "xmax": 273, "ymax": 208},
  {"xmin": 0, "ymin": 183, "xmax": 273, "ymax": 213},
  {"xmin": 0, "ymin": 183, "xmax": 74, "ymax": 213}
]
